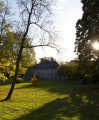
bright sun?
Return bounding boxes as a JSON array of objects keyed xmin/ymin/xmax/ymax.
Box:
[{"xmin": 92, "ymin": 41, "xmax": 99, "ymax": 50}]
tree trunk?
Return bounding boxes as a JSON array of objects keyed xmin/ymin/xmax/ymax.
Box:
[{"xmin": 4, "ymin": 41, "xmax": 24, "ymax": 100}]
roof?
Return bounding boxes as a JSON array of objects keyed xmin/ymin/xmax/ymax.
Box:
[{"xmin": 33, "ymin": 58, "xmax": 59, "ymax": 69}]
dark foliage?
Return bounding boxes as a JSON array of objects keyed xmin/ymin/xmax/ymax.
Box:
[{"xmin": 75, "ymin": 0, "xmax": 99, "ymax": 83}]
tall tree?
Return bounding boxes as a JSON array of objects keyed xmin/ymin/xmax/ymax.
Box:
[
  {"xmin": 75, "ymin": 0, "xmax": 99, "ymax": 77},
  {"xmin": 1, "ymin": 0, "xmax": 59, "ymax": 101}
]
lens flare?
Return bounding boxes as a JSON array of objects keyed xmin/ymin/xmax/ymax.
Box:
[{"xmin": 92, "ymin": 41, "xmax": 99, "ymax": 50}]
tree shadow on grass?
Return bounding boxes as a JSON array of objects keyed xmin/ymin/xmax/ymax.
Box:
[
  {"xmin": 14, "ymin": 98, "xmax": 78, "ymax": 120},
  {"xmin": 14, "ymin": 80, "xmax": 99, "ymax": 120},
  {"xmin": 14, "ymin": 91, "xmax": 99, "ymax": 120}
]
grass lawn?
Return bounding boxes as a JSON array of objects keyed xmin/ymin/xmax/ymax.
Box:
[{"xmin": 0, "ymin": 80, "xmax": 99, "ymax": 120}]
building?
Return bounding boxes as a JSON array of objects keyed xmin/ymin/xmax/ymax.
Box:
[{"xmin": 24, "ymin": 58, "xmax": 59, "ymax": 80}]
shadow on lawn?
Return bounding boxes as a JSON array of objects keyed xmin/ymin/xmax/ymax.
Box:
[
  {"xmin": 14, "ymin": 92, "xmax": 99, "ymax": 120},
  {"xmin": 15, "ymin": 80, "xmax": 99, "ymax": 120}
]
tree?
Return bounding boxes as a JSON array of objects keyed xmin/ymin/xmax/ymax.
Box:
[
  {"xmin": 12, "ymin": 31, "xmax": 37, "ymax": 72},
  {"xmin": 0, "ymin": 31, "xmax": 36, "ymax": 82},
  {"xmin": 21, "ymin": 48, "xmax": 36, "ymax": 68},
  {"xmin": 1, "ymin": 0, "xmax": 59, "ymax": 101},
  {"xmin": 0, "ymin": 0, "xmax": 12, "ymax": 71},
  {"xmin": 0, "ymin": 1, "xmax": 13, "ymax": 82},
  {"xmin": 75, "ymin": 0, "xmax": 99, "ymax": 82},
  {"xmin": 0, "ymin": 0, "xmax": 11, "ymax": 35}
]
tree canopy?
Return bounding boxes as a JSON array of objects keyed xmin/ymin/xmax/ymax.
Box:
[
  {"xmin": 75, "ymin": 0, "xmax": 99, "ymax": 82},
  {"xmin": 75, "ymin": 0, "xmax": 99, "ymax": 61}
]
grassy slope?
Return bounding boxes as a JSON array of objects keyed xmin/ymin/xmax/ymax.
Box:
[{"xmin": 0, "ymin": 80, "xmax": 99, "ymax": 120}]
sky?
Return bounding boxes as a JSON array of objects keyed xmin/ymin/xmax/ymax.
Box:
[
  {"xmin": 6, "ymin": 0, "xmax": 83, "ymax": 62},
  {"xmin": 35, "ymin": 0, "xmax": 83, "ymax": 62}
]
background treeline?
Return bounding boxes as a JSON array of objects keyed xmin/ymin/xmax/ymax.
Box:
[{"xmin": 57, "ymin": 59, "xmax": 99, "ymax": 84}]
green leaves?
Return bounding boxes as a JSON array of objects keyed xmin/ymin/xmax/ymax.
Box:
[{"xmin": 0, "ymin": 31, "xmax": 36, "ymax": 80}]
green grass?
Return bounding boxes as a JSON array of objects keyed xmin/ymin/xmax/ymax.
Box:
[{"xmin": 0, "ymin": 80, "xmax": 99, "ymax": 120}]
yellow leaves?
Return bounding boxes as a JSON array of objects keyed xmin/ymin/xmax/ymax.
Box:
[
  {"xmin": 0, "ymin": 59, "xmax": 15, "ymax": 79},
  {"xmin": 6, "ymin": 32, "xmax": 15, "ymax": 43},
  {"xmin": 81, "ymin": 95, "xmax": 89, "ymax": 104},
  {"xmin": 9, "ymin": 71, "xmax": 14, "ymax": 77},
  {"xmin": 0, "ymin": 73, "xmax": 7, "ymax": 81}
]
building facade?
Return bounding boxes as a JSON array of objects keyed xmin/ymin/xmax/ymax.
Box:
[{"xmin": 24, "ymin": 58, "xmax": 59, "ymax": 80}]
